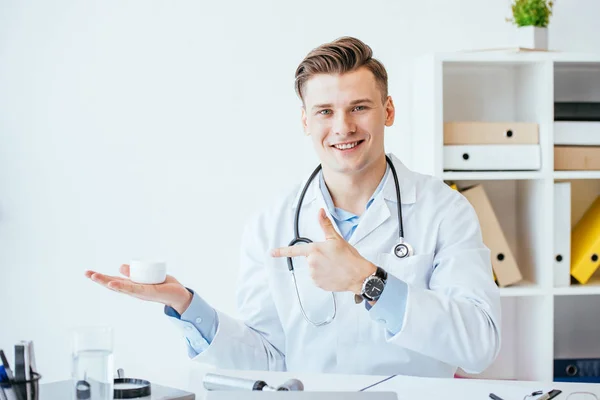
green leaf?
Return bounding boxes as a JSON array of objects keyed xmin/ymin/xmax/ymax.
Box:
[{"xmin": 509, "ymin": 0, "xmax": 554, "ymax": 27}]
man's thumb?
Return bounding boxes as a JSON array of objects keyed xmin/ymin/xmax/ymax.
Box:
[{"xmin": 319, "ymin": 208, "xmax": 339, "ymax": 240}]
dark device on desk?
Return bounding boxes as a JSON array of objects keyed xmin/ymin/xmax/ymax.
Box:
[
  {"xmin": 41, "ymin": 380, "xmax": 195, "ymax": 400},
  {"xmin": 75, "ymin": 369, "xmax": 154, "ymax": 399},
  {"xmin": 546, "ymin": 389, "xmax": 563, "ymax": 399}
]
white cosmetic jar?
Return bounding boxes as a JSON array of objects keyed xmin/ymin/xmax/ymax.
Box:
[{"xmin": 129, "ymin": 260, "xmax": 167, "ymax": 284}]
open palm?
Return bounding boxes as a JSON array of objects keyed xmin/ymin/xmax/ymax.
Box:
[{"xmin": 85, "ymin": 264, "xmax": 192, "ymax": 313}]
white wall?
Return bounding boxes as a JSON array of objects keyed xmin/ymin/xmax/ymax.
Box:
[{"xmin": 1, "ymin": 0, "xmax": 600, "ymax": 389}]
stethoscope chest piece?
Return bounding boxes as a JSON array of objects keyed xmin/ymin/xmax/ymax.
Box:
[{"xmin": 393, "ymin": 238, "xmax": 413, "ymax": 259}]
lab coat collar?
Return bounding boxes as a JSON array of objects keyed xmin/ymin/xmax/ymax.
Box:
[{"xmin": 291, "ymin": 153, "xmax": 416, "ymax": 210}]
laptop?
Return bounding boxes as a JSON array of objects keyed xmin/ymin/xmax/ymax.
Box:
[{"xmin": 205, "ymin": 392, "xmax": 398, "ymax": 400}]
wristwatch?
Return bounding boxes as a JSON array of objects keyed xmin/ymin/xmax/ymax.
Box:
[{"xmin": 360, "ymin": 266, "xmax": 388, "ymax": 302}]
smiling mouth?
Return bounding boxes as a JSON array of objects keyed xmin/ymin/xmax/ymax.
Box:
[{"xmin": 331, "ymin": 140, "xmax": 365, "ymax": 150}]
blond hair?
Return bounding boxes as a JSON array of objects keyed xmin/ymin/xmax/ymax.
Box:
[{"xmin": 294, "ymin": 36, "xmax": 388, "ymax": 104}]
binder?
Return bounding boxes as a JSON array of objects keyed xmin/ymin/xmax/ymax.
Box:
[
  {"xmin": 554, "ymin": 121, "xmax": 600, "ymax": 145},
  {"xmin": 570, "ymin": 195, "xmax": 600, "ymax": 284},
  {"xmin": 554, "ymin": 146, "xmax": 600, "ymax": 170},
  {"xmin": 444, "ymin": 145, "xmax": 541, "ymax": 171},
  {"xmin": 554, "ymin": 102, "xmax": 600, "ymax": 121},
  {"xmin": 555, "ymin": 358, "xmax": 600, "ymax": 380},
  {"xmin": 444, "ymin": 122, "xmax": 539, "ymax": 145},
  {"xmin": 461, "ymin": 185, "xmax": 522, "ymax": 287},
  {"xmin": 553, "ymin": 182, "xmax": 571, "ymax": 287}
]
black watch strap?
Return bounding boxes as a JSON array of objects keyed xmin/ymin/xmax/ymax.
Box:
[{"xmin": 374, "ymin": 266, "xmax": 388, "ymax": 282}]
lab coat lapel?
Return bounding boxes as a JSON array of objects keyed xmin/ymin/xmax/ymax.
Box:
[
  {"xmin": 316, "ymin": 182, "xmax": 344, "ymax": 239},
  {"xmin": 347, "ymin": 186, "xmax": 391, "ymax": 247}
]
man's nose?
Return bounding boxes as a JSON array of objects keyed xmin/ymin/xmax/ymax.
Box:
[{"xmin": 332, "ymin": 112, "xmax": 356, "ymax": 135}]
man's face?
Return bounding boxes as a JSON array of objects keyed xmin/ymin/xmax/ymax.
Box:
[{"xmin": 301, "ymin": 67, "xmax": 395, "ymax": 175}]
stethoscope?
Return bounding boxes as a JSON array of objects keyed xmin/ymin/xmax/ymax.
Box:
[{"xmin": 287, "ymin": 155, "xmax": 413, "ymax": 327}]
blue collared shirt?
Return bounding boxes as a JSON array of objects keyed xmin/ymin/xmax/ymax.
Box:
[{"xmin": 165, "ymin": 167, "xmax": 409, "ymax": 356}]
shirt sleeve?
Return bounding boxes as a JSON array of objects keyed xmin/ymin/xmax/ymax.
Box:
[
  {"xmin": 164, "ymin": 288, "xmax": 219, "ymax": 357},
  {"xmin": 365, "ymin": 274, "xmax": 408, "ymax": 335}
]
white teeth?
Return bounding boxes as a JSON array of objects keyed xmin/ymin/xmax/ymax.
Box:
[{"xmin": 333, "ymin": 141, "xmax": 359, "ymax": 150}]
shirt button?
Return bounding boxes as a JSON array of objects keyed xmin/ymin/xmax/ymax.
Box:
[
  {"xmin": 196, "ymin": 317, "xmax": 203, "ymax": 324},
  {"xmin": 193, "ymin": 341, "xmax": 201, "ymax": 347},
  {"xmin": 185, "ymin": 326, "xmax": 193, "ymax": 331},
  {"xmin": 377, "ymin": 319, "xmax": 386, "ymax": 324}
]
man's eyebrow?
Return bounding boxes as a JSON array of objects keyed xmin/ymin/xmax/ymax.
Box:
[
  {"xmin": 311, "ymin": 99, "xmax": 375, "ymax": 111},
  {"xmin": 312, "ymin": 103, "xmax": 333, "ymax": 111},
  {"xmin": 349, "ymin": 98, "xmax": 375, "ymax": 105}
]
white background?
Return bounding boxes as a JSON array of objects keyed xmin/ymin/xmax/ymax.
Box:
[{"xmin": 2, "ymin": 0, "xmax": 600, "ymax": 389}]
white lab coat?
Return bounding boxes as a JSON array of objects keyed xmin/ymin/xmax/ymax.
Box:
[{"xmin": 192, "ymin": 153, "xmax": 501, "ymax": 378}]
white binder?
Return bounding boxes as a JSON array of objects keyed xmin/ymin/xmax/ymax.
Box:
[
  {"xmin": 554, "ymin": 121, "xmax": 600, "ymax": 145},
  {"xmin": 443, "ymin": 145, "xmax": 541, "ymax": 171},
  {"xmin": 553, "ymin": 182, "xmax": 571, "ymax": 287}
]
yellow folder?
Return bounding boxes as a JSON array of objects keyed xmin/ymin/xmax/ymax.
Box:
[{"xmin": 571, "ymin": 195, "xmax": 600, "ymax": 284}]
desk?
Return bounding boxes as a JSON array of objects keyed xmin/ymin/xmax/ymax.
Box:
[{"xmin": 186, "ymin": 365, "xmax": 600, "ymax": 400}]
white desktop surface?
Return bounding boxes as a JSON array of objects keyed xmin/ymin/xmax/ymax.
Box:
[{"xmin": 187, "ymin": 366, "xmax": 600, "ymax": 400}]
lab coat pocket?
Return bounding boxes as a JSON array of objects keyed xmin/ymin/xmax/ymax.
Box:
[{"xmin": 380, "ymin": 252, "xmax": 434, "ymax": 290}]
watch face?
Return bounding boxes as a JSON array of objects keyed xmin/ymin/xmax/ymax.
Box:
[{"xmin": 365, "ymin": 278, "xmax": 384, "ymax": 298}]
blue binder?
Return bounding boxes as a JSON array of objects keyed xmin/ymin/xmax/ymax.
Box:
[{"xmin": 554, "ymin": 358, "xmax": 600, "ymax": 383}]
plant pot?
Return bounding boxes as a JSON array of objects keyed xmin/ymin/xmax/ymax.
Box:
[{"xmin": 516, "ymin": 26, "xmax": 548, "ymax": 50}]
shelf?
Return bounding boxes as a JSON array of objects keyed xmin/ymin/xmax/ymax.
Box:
[
  {"xmin": 499, "ymin": 281, "xmax": 546, "ymax": 297},
  {"xmin": 553, "ymin": 171, "xmax": 600, "ymax": 180},
  {"xmin": 442, "ymin": 171, "xmax": 545, "ymax": 181},
  {"xmin": 411, "ymin": 51, "xmax": 600, "ymax": 382},
  {"xmin": 554, "ymin": 279, "xmax": 600, "ymax": 296},
  {"xmin": 431, "ymin": 51, "xmax": 600, "ymax": 65}
]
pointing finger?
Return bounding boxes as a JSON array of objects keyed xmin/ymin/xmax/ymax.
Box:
[{"xmin": 270, "ymin": 243, "xmax": 313, "ymax": 258}]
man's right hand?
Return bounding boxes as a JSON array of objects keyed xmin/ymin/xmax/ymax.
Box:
[{"xmin": 85, "ymin": 265, "xmax": 193, "ymax": 315}]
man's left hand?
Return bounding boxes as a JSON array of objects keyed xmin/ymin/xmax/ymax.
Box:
[{"xmin": 271, "ymin": 208, "xmax": 376, "ymax": 294}]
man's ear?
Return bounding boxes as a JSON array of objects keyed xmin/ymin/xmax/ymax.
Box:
[
  {"xmin": 301, "ymin": 106, "xmax": 310, "ymax": 135},
  {"xmin": 384, "ymin": 96, "xmax": 395, "ymax": 127}
]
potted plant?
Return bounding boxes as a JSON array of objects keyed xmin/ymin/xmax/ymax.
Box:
[{"xmin": 507, "ymin": 0, "xmax": 555, "ymax": 50}]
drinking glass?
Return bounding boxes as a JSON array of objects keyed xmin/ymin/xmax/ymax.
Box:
[{"xmin": 71, "ymin": 326, "xmax": 114, "ymax": 400}]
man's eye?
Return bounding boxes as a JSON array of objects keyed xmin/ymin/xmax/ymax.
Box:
[
  {"xmin": 319, "ymin": 109, "xmax": 332, "ymax": 115},
  {"xmin": 353, "ymin": 106, "xmax": 366, "ymax": 111}
]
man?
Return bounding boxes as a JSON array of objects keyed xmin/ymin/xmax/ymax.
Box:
[{"xmin": 86, "ymin": 36, "xmax": 501, "ymax": 378}]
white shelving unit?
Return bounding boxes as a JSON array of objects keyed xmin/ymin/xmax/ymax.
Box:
[{"xmin": 411, "ymin": 51, "xmax": 600, "ymax": 382}]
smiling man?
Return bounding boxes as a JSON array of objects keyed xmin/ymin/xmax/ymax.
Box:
[{"xmin": 86, "ymin": 36, "xmax": 501, "ymax": 377}]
